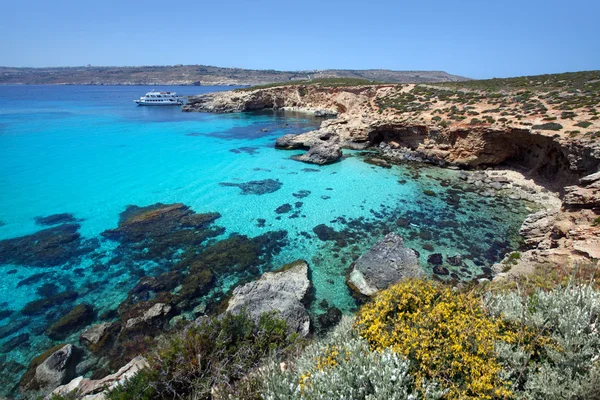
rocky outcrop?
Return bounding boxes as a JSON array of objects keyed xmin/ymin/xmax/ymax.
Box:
[
  {"xmin": 123, "ymin": 303, "xmax": 174, "ymax": 333},
  {"xmin": 563, "ymin": 171, "xmax": 600, "ymax": 208},
  {"xmin": 48, "ymin": 356, "xmax": 149, "ymax": 400},
  {"xmin": 182, "ymin": 85, "xmax": 348, "ymax": 115},
  {"xmin": 519, "ymin": 209, "xmax": 560, "ymax": 247},
  {"xmin": 79, "ymin": 322, "xmax": 120, "ymax": 354},
  {"xmin": 226, "ymin": 260, "xmax": 312, "ymax": 336},
  {"xmin": 185, "ymin": 83, "xmax": 600, "ymax": 280},
  {"xmin": 20, "ymin": 344, "xmax": 79, "ymax": 397},
  {"xmin": 275, "ymin": 129, "xmax": 343, "ymax": 165},
  {"xmin": 347, "ymin": 233, "xmax": 424, "ymax": 296}
]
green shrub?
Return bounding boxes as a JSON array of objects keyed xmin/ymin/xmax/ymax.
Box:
[
  {"xmin": 532, "ymin": 122, "xmax": 563, "ymax": 131},
  {"xmin": 485, "ymin": 284, "xmax": 600, "ymax": 399},
  {"xmin": 261, "ymin": 316, "xmax": 444, "ymax": 400},
  {"xmin": 107, "ymin": 370, "xmax": 156, "ymax": 400},
  {"xmin": 105, "ymin": 311, "xmax": 300, "ymax": 400},
  {"xmin": 575, "ymin": 121, "xmax": 593, "ymax": 128}
]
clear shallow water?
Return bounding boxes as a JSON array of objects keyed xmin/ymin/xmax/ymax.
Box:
[{"xmin": 0, "ymin": 85, "xmax": 532, "ymax": 394}]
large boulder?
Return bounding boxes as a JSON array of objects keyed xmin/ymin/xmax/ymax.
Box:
[
  {"xmin": 292, "ymin": 141, "xmax": 342, "ymax": 165},
  {"xmin": 276, "ymin": 130, "xmax": 343, "ymax": 165},
  {"xmin": 347, "ymin": 233, "xmax": 423, "ymax": 296},
  {"xmin": 20, "ymin": 344, "xmax": 79, "ymax": 397},
  {"xmin": 48, "ymin": 356, "xmax": 149, "ymax": 400},
  {"xmin": 519, "ymin": 209, "xmax": 559, "ymax": 247},
  {"xmin": 226, "ymin": 260, "xmax": 312, "ymax": 336}
]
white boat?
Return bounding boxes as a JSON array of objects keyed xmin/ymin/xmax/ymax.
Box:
[{"xmin": 134, "ymin": 91, "xmax": 185, "ymax": 106}]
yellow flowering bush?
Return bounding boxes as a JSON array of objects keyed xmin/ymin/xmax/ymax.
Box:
[{"xmin": 355, "ymin": 279, "xmax": 512, "ymax": 400}]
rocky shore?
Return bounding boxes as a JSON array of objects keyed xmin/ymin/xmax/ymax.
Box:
[{"xmin": 184, "ymin": 81, "xmax": 600, "ymax": 280}]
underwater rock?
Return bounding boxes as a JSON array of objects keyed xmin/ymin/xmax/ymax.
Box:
[
  {"xmin": 433, "ymin": 265, "xmax": 450, "ymax": 276},
  {"xmin": 0, "ymin": 224, "xmax": 86, "ymax": 267},
  {"xmin": 226, "ymin": 260, "xmax": 312, "ymax": 336},
  {"xmin": 427, "ymin": 253, "xmax": 443, "ymax": 265},
  {"xmin": 219, "ymin": 179, "xmax": 283, "ymax": 195},
  {"xmin": 0, "ymin": 319, "xmax": 28, "ymax": 339},
  {"xmin": 0, "ymin": 359, "xmax": 24, "ymax": 396},
  {"xmin": 256, "ymin": 218, "xmax": 266, "ymax": 228},
  {"xmin": 446, "ymin": 255, "xmax": 464, "ymax": 266},
  {"xmin": 46, "ymin": 304, "xmax": 95, "ymax": 340},
  {"xmin": 275, "ymin": 203, "xmax": 292, "ymax": 214},
  {"xmin": 292, "ymin": 190, "xmax": 311, "ymax": 198},
  {"xmin": 49, "ymin": 356, "xmax": 149, "ymax": 399},
  {"xmin": 0, "ymin": 333, "xmax": 29, "ymax": 353},
  {"xmin": 178, "ymin": 268, "xmax": 214, "ymax": 300},
  {"xmin": 21, "ymin": 291, "xmax": 79, "ymax": 316},
  {"xmin": 347, "ymin": 233, "xmax": 423, "ymax": 297},
  {"xmin": 36, "ymin": 283, "xmax": 59, "ymax": 298},
  {"xmin": 312, "ymin": 224, "xmax": 344, "ymax": 242},
  {"xmin": 364, "ymin": 157, "xmax": 392, "ymax": 168},
  {"xmin": 395, "ymin": 217, "xmax": 410, "ymax": 228},
  {"xmin": 0, "ymin": 310, "xmax": 13, "ymax": 321},
  {"xmin": 187, "ymin": 231, "xmax": 287, "ymax": 275},
  {"xmin": 20, "ymin": 344, "xmax": 79, "ymax": 396},
  {"xmin": 101, "ymin": 203, "xmax": 223, "ymax": 263},
  {"xmin": 34, "ymin": 213, "xmax": 77, "ymax": 226},
  {"xmin": 79, "ymin": 322, "xmax": 121, "ymax": 355},
  {"xmin": 103, "ymin": 203, "xmax": 197, "ymax": 242},
  {"xmin": 229, "ymin": 146, "xmax": 259, "ymax": 155},
  {"xmin": 302, "ymin": 168, "xmax": 320, "ymax": 172},
  {"xmin": 17, "ymin": 272, "xmax": 54, "ymax": 288}
]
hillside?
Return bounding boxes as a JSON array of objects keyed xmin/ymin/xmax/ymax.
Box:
[{"xmin": 0, "ymin": 65, "xmax": 468, "ymax": 86}]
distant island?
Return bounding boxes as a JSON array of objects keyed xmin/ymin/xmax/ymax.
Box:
[{"xmin": 0, "ymin": 65, "xmax": 469, "ymax": 86}]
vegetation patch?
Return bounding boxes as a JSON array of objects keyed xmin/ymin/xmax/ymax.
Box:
[{"xmin": 532, "ymin": 122, "xmax": 563, "ymax": 131}]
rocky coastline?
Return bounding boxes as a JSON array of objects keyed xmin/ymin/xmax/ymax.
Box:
[
  {"xmin": 4, "ymin": 76, "xmax": 600, "ymax": 399},
  {"xmin": 183, "ymin": 81, "xmax": 600, "ymax": 281}
]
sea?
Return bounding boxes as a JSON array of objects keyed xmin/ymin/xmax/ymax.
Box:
[{"xmin": 0, "ymin": 85, "xmax": 533, "ymax": 395}]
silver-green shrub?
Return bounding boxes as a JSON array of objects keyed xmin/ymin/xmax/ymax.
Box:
[
  {"xmin": 261, "ymin": 316, "xmax": 444, "ymax": 400},
  {"xmin": 485, "ymin": 284, "xmax": 600, "ymax": 399}
]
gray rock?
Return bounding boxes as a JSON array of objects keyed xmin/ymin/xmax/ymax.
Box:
[
  {"xmin": 23, "ymin": 344, "xmax": 78, "ymax": 396},
  {"xmin": 347, "ymin": 233, "xmax": 423, "ymax": 296},
  {"xmin": 291, "ymin": 141, "xmax": 342, "ymax": 165},
  {"xmin": 580, "ymin": 171, "xmax": 600, "ymax": 186},
  {"xmin": 226, "ymin": 260, "xmax": 311, "ymax": 336},
  {"xmin": 314, "ymin": 109, "xmax": 338, "ymax": 117},
  {"xmin": 519, "ymin": 209, "xmax": 559, "ymax": 246},
  {"xmin": 49, "ymin": 356, "xmax": 149, "ymax": 400},
  {"xmin": 276, "ymin": 130, "xmax": 343, "ymax": 165},
  {"xmin": 124, "ymin": 303, "xmax": 173, "ymax": 332},
  {"xmin": 563, "ymin": 185, "xmax": 600, "ymax": 208},
  {"xmin": 79, "ymin": 322, "xmax": 120, "ymax": 354}
]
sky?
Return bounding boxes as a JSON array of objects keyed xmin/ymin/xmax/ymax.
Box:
[{"xmin": 1, "ymin": 0, "xmax": 598, "ymax": 79}]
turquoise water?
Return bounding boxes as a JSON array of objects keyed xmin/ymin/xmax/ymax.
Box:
[{"xmin": 0, "ymin": 85, "xmax": 532, "ymax": 395}]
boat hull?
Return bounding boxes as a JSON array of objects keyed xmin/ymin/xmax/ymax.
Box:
[{"xmin": 135, "ymin": 101, "xmax": 184, "ymax": 106}]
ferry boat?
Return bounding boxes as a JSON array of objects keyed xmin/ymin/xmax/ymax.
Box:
[{"xmin": 134, "ymin": 91, "xmax": 185, "ymax": 106}]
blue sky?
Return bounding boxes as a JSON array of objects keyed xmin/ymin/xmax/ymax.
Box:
[{"xmin": 2, "ymin": 0, "xmax": 598, "ymax": 78}]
